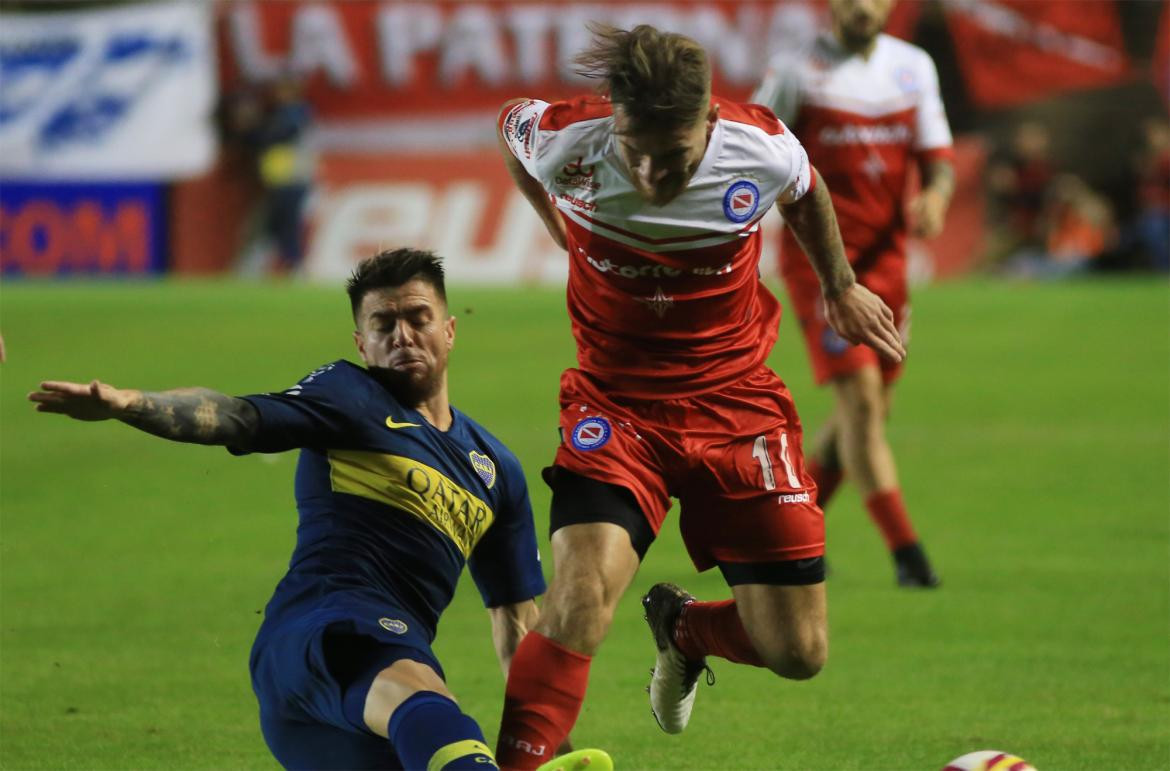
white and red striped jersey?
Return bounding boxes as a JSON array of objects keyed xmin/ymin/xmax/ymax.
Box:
[
  {"xmin": 499, "ymin": 95, "xmax": 812, "ymax": 399},
  {"xmin": 753, "ymin": 33, "xmax": 953, "ymax": 265}
]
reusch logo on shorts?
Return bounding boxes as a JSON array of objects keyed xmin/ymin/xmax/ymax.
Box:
[
  {"xmin": 779, "ymin": 492, "xmax": 812, "ymax": 504},
  {"xmin": 723, "ymin": 180, "xmax": 760, "ymax": 223},
  {"xmin": 378, "ymin": 617, "xmax": 408, "ymax": 634},
  {"xmin": 570, "ymin": 417, "xmax": 611, "ymax": 451}
]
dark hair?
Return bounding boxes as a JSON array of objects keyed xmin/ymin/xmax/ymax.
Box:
[
  {"xmin": 346, "ymin": 248, "xmax": 447, "ymax": 319},
  {"xmin": 574, "ymin": 23, "xmax": 711, "ymax": 133}
]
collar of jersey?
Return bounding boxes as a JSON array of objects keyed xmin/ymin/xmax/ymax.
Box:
[{"xmin": 603, "ymin": 116, "xmax": 724, "ymax": 200}]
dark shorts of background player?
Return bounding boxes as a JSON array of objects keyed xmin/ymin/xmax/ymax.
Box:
[
  {"xmin": 782, "ymin": 248, "xmax": 909, "ymax": 386},
  {"xmin": 250, "ymin": 599, "xmax": 441, "ymax": 770},
  {"xmin": 548, "ymin": 366, "xmax": 825, "ymax": 586}
]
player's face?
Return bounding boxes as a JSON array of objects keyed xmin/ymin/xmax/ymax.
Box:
[
  {"xmin": 613, "ymin": 104, "xmax": 719, "ymax": 206},
  {"xmin": 353, "ymin": 279, "xmax": 456, "ymax": 404},
  {"xmin": 829, "ymin": 0, "xmax": 895, "ymax": 51}
]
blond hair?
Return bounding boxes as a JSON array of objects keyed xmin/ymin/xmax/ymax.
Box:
[{"xmin": 574, "ymin": 23, "xmax": 711, "ymax": 132}]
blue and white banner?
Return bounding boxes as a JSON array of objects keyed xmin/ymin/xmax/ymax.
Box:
[{"xmin": 0, "ymin": 1, "xmax": 217, "ymax": 180}]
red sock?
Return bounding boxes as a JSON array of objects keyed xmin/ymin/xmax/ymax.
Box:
[
  {"xmin": 807, "ymin": 458, "xmax": 844, "ymax": 510},
  {"xmin": 865, "ymin": 488, "xmax": 918, "ymax": 549},
  {"xmin": 673, "ymin": 600, "xmax": 765, "ymax": 667},
  {"xmin": 496, "ymin": 632, "xmax": 591, "ymax": 771}
]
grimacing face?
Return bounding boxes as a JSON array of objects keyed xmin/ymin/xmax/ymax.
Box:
[
  {"xmin": 613, "ymin": 103, "xmax": 719, "ymax": 206},
  {"xmin": 353, "ymin": 278, "xmax": 455, "ymax": 404},
  {"xmin": 829, "ymin": 0, "xmax": 895, "ymax": 51}
]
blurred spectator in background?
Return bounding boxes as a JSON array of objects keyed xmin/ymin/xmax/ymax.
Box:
[
  {"xmin": 1127, "ymin": 117, "xmax": 1170, "ymax": 272},
  {"xmin": 984, "ymin": 120, "xmax": 1056, "ymax": 268},
  {"xmin": 1004, "ymin": 174, "xmax": 1117, "ymax": 280},
  {"xmin": 225, "ymin": 74, "xmax": 316, "ymax": 277}
]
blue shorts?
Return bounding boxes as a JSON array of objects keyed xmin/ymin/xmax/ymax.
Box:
[{"xmin": 250, "ymin": 599, "xmax": 443, "ymax": 770}]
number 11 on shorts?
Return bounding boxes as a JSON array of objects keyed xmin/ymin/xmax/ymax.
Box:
[{"xmin": 752, "ymin": 432, "xmax": 800, "ymax": 491}]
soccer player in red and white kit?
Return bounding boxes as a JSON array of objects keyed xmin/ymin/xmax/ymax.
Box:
[
  {"xmin": 753, "ymin": 0, "xmax": 954, "ymax": 587},
  {"xmin": 494, "ymin": 24, "xmax": 905, "ymax": 767}
]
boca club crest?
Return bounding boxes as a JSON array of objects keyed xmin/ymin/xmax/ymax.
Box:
[{"xmin": 469, "ymin": 451, "xmax": 497, "ymax": 489}]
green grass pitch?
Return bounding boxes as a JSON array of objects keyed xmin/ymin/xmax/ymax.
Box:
[{"xmin": 2, "ymin": 277, "xmax": 1167, "ymax": 770}]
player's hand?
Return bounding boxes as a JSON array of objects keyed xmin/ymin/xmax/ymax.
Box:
[
  {"xmin": 823, "ymin": 284, "xmax": 906, "ymax": 363},
  {"xmin": 0, "ymin": 332, "xmax": 6, "ymax": 363},
  {"xmin": 908, "ymin": 188, "xmax": 948, "ymax": 239},
  {"xmin": 28, "ymin": 380, "xmax": 138, "ymax": 421}
]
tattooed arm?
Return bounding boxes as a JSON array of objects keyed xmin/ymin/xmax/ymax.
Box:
[
  {"xmin": 778, "ymin": 168, "xmax": 906, "ymax": 363},
  {"xmin": 29, "ymin": 380, "xmax": 260, "ymax": 448}
]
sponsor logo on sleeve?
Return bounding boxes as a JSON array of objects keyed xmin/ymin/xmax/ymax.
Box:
[
  {"xmin": 378, "ymin": 617, "xmax": 409, "ymax": 634},
  {"xmin": 502, "ymin": 101, "xmax": 538, "ymax": 159},
  {"xmin": 570, "ymin": 417, "xmax": 611, "ymax": 451},
  {"xmin": 281, "ymin": 363, "xmax": 335, "ymax": 395},
  {"xmin": 723, "ymin": 180, "xmax": 760, "ymax": 223}
]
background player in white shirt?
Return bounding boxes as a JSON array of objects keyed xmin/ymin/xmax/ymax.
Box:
[{"xmin": 753, "ymin": 0, "xmax": 955, "ymax": 587}]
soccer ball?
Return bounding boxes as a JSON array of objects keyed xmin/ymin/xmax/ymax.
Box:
[{"xmin": 942, "ymin": 750, "xmax": 1036, "ymax": 771}]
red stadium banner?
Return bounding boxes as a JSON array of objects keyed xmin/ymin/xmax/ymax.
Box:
[
  {"xmin": 217, "ymin": 0, "xmax": 827, "ymax": 148},
  {"xmin": 943, "ymin": 0, "xmax": 1131, "ymax": 109},
  {"xmin": 301, "ymin": 138, "xmax": 986, "ymax": 285}
]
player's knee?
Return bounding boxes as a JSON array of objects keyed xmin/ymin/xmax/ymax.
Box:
[
  {"xmin": 840, "ymin": 390, "xmax": 885, "ymax": 436},
  {"xmin": 538, "ymin": 575, "xmax": 617, "ymax": 654},
  {"xmin": 758, "ymin": 632, "xmax": 827, "ymax": 681}
]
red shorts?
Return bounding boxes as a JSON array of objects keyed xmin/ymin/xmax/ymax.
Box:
[
  {"xmin": 782, "ymin": 252, "xmax": 909, "ymax": 386},
  {"xmin": 552, "ymin": 366, "xmax": 824, "ymax": 572}
]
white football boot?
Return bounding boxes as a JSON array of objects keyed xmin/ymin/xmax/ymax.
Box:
[{"xmin": 642, "ymin": 582, "xmax": 714, "ymax": 734}]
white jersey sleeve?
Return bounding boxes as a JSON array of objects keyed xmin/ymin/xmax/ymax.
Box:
[
  {"xmin": 752, "ymin": 53, "xmax": 805, "ymax": 126},
  {"xmin": 774, "ymin": 124, "xmax": 813, "ymax": 205},
  {"xmin": 498, "ymin": 99, "xmax": 551, "ymax": 179},
  {"xmin": 913, "ymin": 51, "xmax": 952, "ymax": 153}
]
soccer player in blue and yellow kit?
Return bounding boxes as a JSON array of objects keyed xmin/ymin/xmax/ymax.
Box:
[{"xmin": 29, "ymin": 249, "xmax": 610, "ymax": 771}]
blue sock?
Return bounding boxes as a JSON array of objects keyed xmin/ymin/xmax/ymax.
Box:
[{"xmin": 387, "ymin": 691, "xmax": 498, "ymax": 770}]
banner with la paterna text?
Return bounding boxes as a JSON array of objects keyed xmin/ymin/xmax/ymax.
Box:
[
  {"xmin": 220, "ymin": 0, "xmax": 825, "ymax": 151},
  {"xmin": 942, "ymin": 0, "xmax": 1131, "ymax": 110},
  {"xmin": 0, "ymin": 0, "xmax": 217, "ymax": 179}
]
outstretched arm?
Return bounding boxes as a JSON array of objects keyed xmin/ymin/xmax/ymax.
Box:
[
  {"xmin": 29, "ymin": 380, "xmax": 260, "ymax": 447},
  {"xmin": 778, "ymin": 170, "xmax": 907, "ymax": 363}
]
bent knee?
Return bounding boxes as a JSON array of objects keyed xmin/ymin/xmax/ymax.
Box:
[
  {"xmin": 538, "ymin": 578, "xmax": 617, "ymax": 653},
  {"xmin": 760, "ymin": 638, "xmax": 827, "ymax": 681}
]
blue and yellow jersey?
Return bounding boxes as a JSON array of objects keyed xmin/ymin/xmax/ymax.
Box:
[{"xmin": 235, "ymin": 360, "xmax": 546, "ymax": 641}]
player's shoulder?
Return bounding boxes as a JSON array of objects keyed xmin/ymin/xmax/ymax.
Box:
[
  {"xmin": 716, "ymin": 97, "xmax": 786, "ymax": 136},
  {"xmin": 537, "ymin": 95, "xmax": 614, "ymax": 132},
  {"xmin": 286, "ymin": 359, "xmax": 376, "ymax": 398},
  {"xmin": 453, "ymin": 408, "xmax": 524, "ymax": 473},
  {"xmin": 876, "ymin": 33, "xmax": 935, "ymax": 68},
  {"xmin": 762, "ymin": 32, "xmax": 822, "ymax": 72}
]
